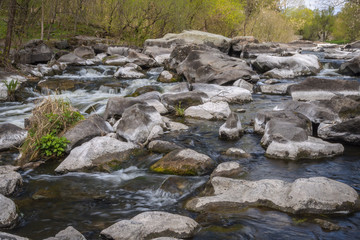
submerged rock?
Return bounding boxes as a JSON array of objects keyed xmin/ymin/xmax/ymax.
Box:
[
  {"xmin": 0, "ymin": 123, "xmax": 27, "ymax": 151},
  {"xmin": 186, "ymin": 177, "xmax": 360, "ymax": 215},
  {"xmin": 54, "ymin": 136, "xmax": 139, "ymax": 173},
  {"xmin": 0, "ymin": 166, "xmax": 22, "ymax": 196},
  {"xmin": 150, "ymin": 148, "xmax": 216, "ymax": 176},
  {"xmin": 43, "ymin": 226, "xmax": 86, "ymax": 240},
  {"xmin": 219, "ymin": 112, "xmax": 243, "ymax": 140},
  {"xmin": 0, "ymin": 194, "xmax": 18, "ymax": 228},
  {"xmin": 185, "ymin": 101, "xmax": 231, "ymax": 120},
  {"xmin": 100, "ymin": 211, "xmax": 199, "ymax": 240}
]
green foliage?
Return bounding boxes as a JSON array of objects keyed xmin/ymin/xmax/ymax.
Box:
[
  {"xmin": 37, "ymin": 134, "xmax": 69, "ymax": 157},
  {"xmin": 2, "ymin": 79, "xmax": 19, "ymax": 101},
  {"xmin": 302, "ymin": 7, "xmax": 335, "ymax": 41},
  {"xmin": 175, "ymin": 102, "xmax": 185, "ymax": 117},
  {"xmin": 19, "ymin": 98, "xmax": 84, "ymax": 164}
]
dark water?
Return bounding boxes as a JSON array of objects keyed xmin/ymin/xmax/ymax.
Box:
[{"xmin": 1, "ymin": 63, "xmax": 360, "ymax": 239}]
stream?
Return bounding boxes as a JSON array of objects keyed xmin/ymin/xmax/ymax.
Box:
[{"xmin": 1, "ymin": 54, "xmax": 360, "ymax": 239}]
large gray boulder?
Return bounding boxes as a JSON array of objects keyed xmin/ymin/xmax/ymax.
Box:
[
  {"xmin": 0, "ymin": 166, "xmax": 22, "ymax": 196},
  {"xmin": 100, "ymin": 211, "xmax": 199, "ymax": 240},
  {"xmin": 186, "ymin": 177, "xmax": 360, "ymax": 215},
  {"xmin": 43, "ymin": 226, "xmax": 86, "ymax": 240},
  {"xmin": 0, "ymin": 123, "xmax": 27, "ymax": 151},
  {"xmin": 289, "ymin": 77, "xmax": 360, "ymax": 101},
  {"xmin": 219, "ymin": 112, "xmax": 243, "ymax": 140},
  {"xmin": 176, "ymin": 50, "xmax": 258, "ymax": 85},
  {"xmin": 114, "ymin": 63, "xmax": 145, "ymax": 79},
  {"xmin": 116, "ymin": 103, "xmax": 165, "ymax": 144},
  {"xmin": 150, "ymin": 148, "xmax": 216, "ymax": 176},
  {"xmin": 259, "ymin": 83, "xmax": 294, "ymax": 95},
  {"xmin": 242, "ymin": 42, "xmax": 293, "ymax": 58},
  {"xmin": 161, "ymin": 91, "xmax": 208, "ymax": 111},
  {"xmin": 229, "ymin": 36, "xmax": 259, "ymax": 57},
  {"xmin": 147, "ymin": 140, "xmax": 182, "ymax": 154},
  {"xmin": 0, "ymin": 232, "xmax": 28, "ymax": 240},
  {"xmin": 105, "ymin": 47, "xmax": 157, "ymax": 68},
  {"xmin": 318, "ymin": 117, "xmax": 360, "ymax": 145},
  {"xmin": 339, "ymin": 55, "xmax": 360, "ymax": 76},
  {"xmin": 184, "ymin": 101, "xmax": 231, "ymax": 120},
  {"xmin": 15, "ymin": 40, "xmax": 53, "ymax": 64},
  {"xmin": 54, "ymin": 136, "xmax": 139, "ymax": 173},
  {"xmin": 210, "ymin": 162, "xmax": 245, "ymax": 179},
  {"xmin": 63, "ymin": 115, "xmax": 113, "ymax": 152},
  {"xmin": 58, "ymin": 53, "xmax": 89, "ymax": 65},
  {"xmin": 74, "ymin": 46, "xmax": 95, "ymax": 59},
  {"xmin": 253, "ymin": 54, "xmax": 321, "ymax": 78},
  {"xmin": 0, "ymin": 194, "xmax": 18, "ymax": 228}
]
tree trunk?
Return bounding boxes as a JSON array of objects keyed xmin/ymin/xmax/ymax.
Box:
[
  {"xmin": 41, "ymin": 0, "xmax": 44, "ymax": 40},
  {"xmin": 3, "ymin": 0, "xmax": 17, "ymax": 62}
]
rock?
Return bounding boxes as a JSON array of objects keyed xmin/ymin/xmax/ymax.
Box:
[
  {"xmin": 44, "ymin": 226, "xmax": 86, "ymax": 240},
  {"xmin": 74, "ymin": 46, "xmax": 95, "ymax": 59},
  {"xmin": 288, "ymin": 40, "xmax": 317, "ymax": 48},
  {"xmin": 105, "ymin": 48, "xmax": 157, "ymax": 68},
  {"xmin": 0, "ymin": 123, "xmax": 27, "ymax": 151},
  {"xmin": 233, "ymin": 79, "xmax": 254, "ymax": 93},
  {"xmin": 0, "ymin": 232, "xmax": 28, "ymax": 240},
  {"xmin": 192, "ymin": 83, "xmax": 252, "ymax": 103},
  {"xmin": 100, "ymin": 211, "xmax": 199, "ymax": 240},
  {"xmin": 210, "ymin": 162, "xmax": 244, "ymax": 179},
  {"xmin": 128, "ymin": 86, "xmax": 163, "ymax": 98},
  {"xmin": 145, "ymin": 99, "xmax": 168, "ymax": 115},
  {"xmin": 114, "ymin": 63, "xmax": 145, "ymax": 79},
  {"xmin": 159, "ymin": 176, "xmax": 202, "ymax": 196},
  {"xmin": 184, "ymin": 101, "xmax": 231, "ymax": 120},
  {"xmin": 67, "ymin": 35, "xmax": 106, "ymax": 48},
  {"xmin": 148, "ymin": 140, "xmax": 182, "ymax": 154},
  {"xmin": 0, "ymin": 194, "xmax": 18, "ymax": 228},
  {"xmin": 314, "ymin": 96, "xmax": 360, "ymax": 120},
  {"xmin": 63, "ymin": 115, "xmax": 113, "ymax": 152},
  {"xmin": 116, "ymin": 103, "xmax": 165, "ymax": 144},
  {"xmin": 58, "ymin": 53, "xmax": 87, "ymax": 65},
  {"xmin": 229, "ymin": 36, "xmax": 259, "ymax": 57},
  {"xmin": 259, "ymin": 83, "xmax": 294, "ymax": 95},
  {"xmin": 314, "ymin": 219, "xmax": 341, "ymax": 231},
  {"xmin": 339, "ymin": 55, "xmax": 360, "ymax": 76},
  {"xmin": 266, "ymin": 136, "xmax": 344, "ymax": 160},
  {"xmin": 253, "ymin": 54, "xmax": 321, "ymax": 77},
  {"xmin": 225, "ymin": 148, "xmax": 251, "ymax": 158},
  {"xmin": 242, "ymin": 42, "xmax": 292, "ymax": 58},
  {"xmin": 219, "ymin": 112, "xmax": 243, "ymax": 140},
  {"xmin": 15, "ymin": 40, "xmax": 53, "ymax": 64},
  {"xmin": 318, "ymin": 117, "xmax": 360, "ymax": 145},
  {"xmin": 38, "ymin": 64, "xmax": 55, "ymax": 76},
  {"xmin": 186, "ymin": 176, "xmax": 360, "ymax": 215},
  {"xmin": 161, "ymin": 91, "xmax": 208, "ymax": 111},
  {"xmin": 0, "ymin": 166, "xmax": 22, "ymax": 196},
  {"xmin": 93, "ymin": 43, "xmax": 109, "ymax": 54},
  {"xmin": 162, "ymin": 117, "xmax": 189, "ymax": 132},
  {"xmin": 289, "ymin": 77, "xmax": 360, "ymax": 101},
  {"xmin": 150, "ymin": 149, "xmax": 216, "ymax": 176},
  {"xmin": 264, "ymin": 68, "xmax": 295, "ymax": 79},
  {"xmin": 157, "ymin": 71, "xmax": 180, "ymax": 83},
  {"xmin": 54, "ymin": 136, "xmax": 139, "ymax": 173},
  {"xmin": 54, "ymin": 40, "xmax": 69, "ymax": 50},
  {"xmin": 176, "ymin": 49, "xmax": 258, "ymax": 85}
]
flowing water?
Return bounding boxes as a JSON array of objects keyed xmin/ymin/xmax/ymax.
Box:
[{"xmin": 1, "ymin": 57, "xmax": 360, "ymax": 239}]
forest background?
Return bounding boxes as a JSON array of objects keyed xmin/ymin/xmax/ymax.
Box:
[{"xmin": 0, "ymin": 0, "xmax": 359, "ymax": 57}]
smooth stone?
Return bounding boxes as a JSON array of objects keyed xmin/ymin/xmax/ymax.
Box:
[
  {"xmin": 184, "ymin": 101, "xmax": 231, "ymax": 120},
  {"xmin": 259, "ymin": 83, "xmax": 294, "ymax": 95},
  {"xmin": 114, "ymin": 63, "xmax": 145, "ymax": 79},
  {"xmin": 0, "ymin": 166, "xmax": 23, "ymax": 196},
  {"xmin": 0, "ymin": 232, "xmax": 28, "ymax": 240},
  {"xmin": 43, "ymin": 226, "xmax": 86, "ymax": 240},
  {"xmin": 225, "ymin": 148, "xmax": 251, "ymax": 158},
  {"xmin": 233, "ymin": 79, "xmax": 254, "ymax": 93},
  {"xmin": 150, "ymin": 148, "xmax": 216, "ymax": 176},
  {"xmin": 210, "ymin": 162, "xmax": 244, "ymax": 179},
  {"xmin": 318, "ymin": 117, "xmax": 360, "ymax": 145},
  {"xmin": 74, "ymin": 46, "xmax": 95, "ymax": 59},
  {"xmin": 161, "ymin": 91, "xmax": 208, "ymax": 111},
  {"xmin": 0, "ymin": 123, "xmax": 27, "ymax": 151},
  {"xmin": 148, "ymin": 140, "xmax": 182, "ymax": 154},
  {"xmin": 100, "ymin": 211, "xmax": 199, "ymax": 240},
  {"xmin": 0, "ymin": 194, "xmax": 18, "ymax": 228},
  {"xmin": 219, "ymin": 112, "xmax": 243, "ymax": 140},
  {"xmin": 264, "ymin": 68, "xmax": 295, "ymax": 79},
  {"xmin": 157, "ymin": 71, "xmax": 180, "ymax": 83}
]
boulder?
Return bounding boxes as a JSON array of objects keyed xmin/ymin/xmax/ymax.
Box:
[
  {"xmin": 0, "ymin": 166, "xmax": 22, "ymax": 196},
  {"xmin": 259, "ymin": 83, "xmax": 294, "ymax": 95},
  {"xmin": 162, "ymin": 117, "xmax": 189, "ymax": 132},
  {"xmin": 43, "ymin": 226, "xmax": 86, "ymax": 240},
  {"xmin": 74, "ymin": 46, "xmax": 95, "ymax": 59},
  {"xmin": 219, "ymin": 112, "xmax": 243, "ymax": 140},
  {"xmin": 289, "ymin": 78, "xmax": 360, "ymax": 101},
  {"xmin": 225, "ymin": 148, "xmax": 251, "ymax": 158},
  {"xmin": 100, "ymin": 211, "xmax": 199, "ymax": 240},
  {"xmin": 0, "ymin": 194, "xmax": 18, "ymax": 228},
  {"xmin": 157, "ymin": 71, "xmax": 180, "ymax": 83},
  {"xmin": 184, "ymin": 101, "xmax": 231, "ymax": 120},
  {"xmin": 318, "ymin": 117, "xmax": 360, "ymax": 145},
  {"xmin": 263, "ymin": 68, "xmax": 295, "ymax": 79},
  {"xmin": 114, "ymin": 63, "xmax": 145, "ymax": 79},
  {"xmin": 54, "ymin": 136, "xmax": 139, "ymax": 173},
  {"xmin": 242, "ymin": 42, "xmax": 292, "ymax": 58},
  {"xmin": 15, "ymin": 40, "xmax": 53, "ymax": 64},
  {"xmin": 116, "ymin": 103, "xmax": 165, "ymax": 144},
  {"xmin": 314, "ymin": 219, "xmax": 341, "ymax": 231},
  {"xmin": 148, "ymin": 140, "xmax": 182, "ymax": 154},
  {"xmin": 145, "ymin": 99, "xmax": 168, "ymax": 115},
  {"xmin": 266, "ymin": 136, "xmax": 344, "ymax": 160},
  {"xmin": 54, "ymin": 40, "xmax": 69, "ymax": 50},
  {"xmin": 63, "ymin": 115, "xmax": 113, "ymax": 152},
  {"xmin": 339, "ymin": 55, "xmax": 360, "ymax": 76},
  {"xmin": 176, "ymin": 50, "xmax": 258, "ymax": 85},
  {"xmin": 105, "ymin": 48, "xmax": 157, "ymax": 68},
  {"xmin": 229, "ymin": 36, "xmax": 259, "ymax": 57},
  {"xmin": 127, "ymin": 85, "xmax": 163, "ymax": 98},
  {"xmin": 161, "ymin": 91, "xmax": 208, "ymax": 111},
  {"xmin": 210, "ymin": 162, "xmax": 244, "ymax": 179},
  {"xmin": 150, "ymin": 149, "xmax": 216, "ymax": 176},
  {"xmin": 186, "ymin": 177, "xmax": 360, "ymax": 215},
  {"xmin": 253, "ymin": 54, "xmax": 321, "ymax": 77},
  {"xmin": 0, "ymin": 123, "xmax": 27, "ymax": 151},
  {"xmin": 0, "ymin": 232, "xmax": 28, "ymax": 240},
  {"xmin": 233, "ymin": 79, "xmax": 254, "ymax": 93},
  {"xmin": 93, "ymin": 43, "xmax": 109, "ymax": 54},
  {"xmin": 313, "ymin": 96, "xmax": 360, "ymax": 120},
  {"xmin": 57, "ymin": 53, "xmax": 89, "ymax": 65}
]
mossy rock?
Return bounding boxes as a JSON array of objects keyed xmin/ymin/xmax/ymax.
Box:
[{"xmin": 126, "ymin": 85, "xmax": 163, "ymax": 98}]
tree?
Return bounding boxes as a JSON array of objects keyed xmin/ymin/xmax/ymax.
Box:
[{"xmin": 3, "ymin": 0, "xmax": 17, "ymax": 64}]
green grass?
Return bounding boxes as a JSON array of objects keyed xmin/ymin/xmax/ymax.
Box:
[{"xmin": 326, "ymin": 40, "xmax": 352, "ymax": 44}]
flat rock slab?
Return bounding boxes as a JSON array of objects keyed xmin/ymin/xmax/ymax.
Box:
[
  {"xmin": 0, "ymin": 123, "xmax": 27, "ymax": 151},
  {"xmin": 100, "ymin": 211, "xmax": 199, "ymax": 240},
  {"xmin": 150, "ymin": 149, "xmax": 216, "ymax": 176},
  {"xmin": 0, "ymin": 166, "xmax": 23, "ymax": 196},
  {"xmin": 185, "ymin": 101, "xmax": 231, "ymax": 120},
  {"xmin": 0, "ymin": 194, "xmax": 18, "ymax": 228},
  {"xmin": 55, "ymin": 136, "xmax": 139, "ymax": 173},
  {"xmin": 186, "ymin": 177, "xmax": 360, "ymax": 215}
]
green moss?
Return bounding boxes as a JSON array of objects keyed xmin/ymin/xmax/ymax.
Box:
[{"xmin": 150, "ymin": 164, "xmax": 198, "ymax": 176}]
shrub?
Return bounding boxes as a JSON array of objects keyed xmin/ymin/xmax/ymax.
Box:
[
  {"xmin": 19, "ymin": 97, "xmax": 84, "ymax": 165},
  {"xmin": 175, "ymin": 102, "xmax": 185, "ymax": 117},
  {"xmin": 3, "ymin": 79, "xmax": 18, "ymax": 101}
]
